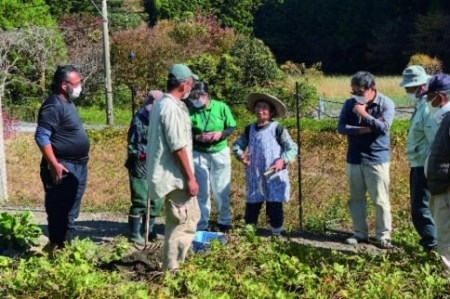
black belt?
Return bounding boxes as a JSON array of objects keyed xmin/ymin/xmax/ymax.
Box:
[{"xmin": 58, "ymin": 157, "xmax": 89, "ymax": 165}]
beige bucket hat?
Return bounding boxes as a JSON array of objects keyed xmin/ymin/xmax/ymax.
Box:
[{"xmin": 247, "ymin": 93, "xmax": 286, "ymax": 118}]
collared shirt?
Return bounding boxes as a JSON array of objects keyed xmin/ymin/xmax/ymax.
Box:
[
  {"xmin": 337, "ymin": 92, "xmax": 395, "ymax": 164},
  {"xmin": 189, "ymin": 99, "xmax": 237, "ymax": 153},
  {"xmin": 406, "ymin": 97, "xmax": 437, "ymax": 167},
  {"xmin": 146, "ymin": 93, "xmax": 194, "ymax": 199}
]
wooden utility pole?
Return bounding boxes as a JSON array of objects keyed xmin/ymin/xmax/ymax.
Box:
[
  {"xmin": 0, "ymin": 95, "xmax": 7, "ymax": 203},
  {"xmin": 102, "ymin": 0, "xmax": 114, "ymax": 125}
]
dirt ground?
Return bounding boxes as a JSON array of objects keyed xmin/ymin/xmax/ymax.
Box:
[{"xmin": 0, "ymin": 207, "xmax": 391, "ymax": 256}]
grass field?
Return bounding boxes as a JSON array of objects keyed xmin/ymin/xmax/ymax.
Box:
[
  {"xmin": 77, "ymin": 107, "xmax": 133, "ymax": 127},
  {"xmin": 314, "ymin": 75, "xmax": 405, "ymax": 102}
]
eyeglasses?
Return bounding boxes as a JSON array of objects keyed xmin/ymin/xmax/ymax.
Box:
[
  {"xmin": 65, "ymin": 81, "xmax": 81, "ymax": 88},
  {"xmin": 350, "ymin": 89, "xmax": 367, "ymax": 97}
]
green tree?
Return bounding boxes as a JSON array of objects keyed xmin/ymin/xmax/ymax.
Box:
[
  {"xmin": 0, "ymin": 0, "xmax": 67, "ymax": 108},
  {"xmin": 412, "ymin": 11, "xmax": 450, "ymax": 71},
  {"xmin": 0, "ymin": 0, "xmax": 56, "ymax": 29},
  {"xmin": 145, "ymin": 0, "xmax": 275, "ymax": 34},
  {"xmin": 45, "ymin": 0, "xmax": 94, "ymax": 18}
]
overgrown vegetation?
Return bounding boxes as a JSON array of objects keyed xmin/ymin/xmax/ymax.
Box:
[
  {"xmin": 0, "ymin": 211, "xmax": 41, "ymax": 252},
  {"xmin": 0, "ymin": 237, "xmax": 150, "ymax": 298},
  {"xmin": 0, "ymin": 222, "xmax": 448, "ymax": 297}
]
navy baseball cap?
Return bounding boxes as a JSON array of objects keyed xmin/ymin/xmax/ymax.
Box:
[{"xmin": 419, "ymin": 73, "xmax": 450, "ymax": 96}]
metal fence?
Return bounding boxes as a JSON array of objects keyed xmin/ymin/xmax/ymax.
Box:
[{"xmin": 315, "ymin": 97, "xmax": 414, "ymax": 120}]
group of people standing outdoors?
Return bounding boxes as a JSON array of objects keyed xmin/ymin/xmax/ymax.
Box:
[
  {"xmin": 34, "ymin": 62, "xmax": 450, "ymax": 273},
  {"xmin": 338, "ymin": 68, "xmax": 450, "ymax": 273},
  {"xmin": 124, "ymin": 64, "xmax": 297, "ymax": 269}
]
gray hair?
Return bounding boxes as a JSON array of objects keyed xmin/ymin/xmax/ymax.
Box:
[{"xmin": 351, "ymin": 71, "xmax": 376, "ymax": 89}]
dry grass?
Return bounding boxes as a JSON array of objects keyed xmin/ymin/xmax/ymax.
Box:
[
  {"xmin": 313, "ymin": 75, "xmax": 405, "ymax": 103},
  {"xmin": 4, "ymin": 129, "xmax": 410, "ymax": 233},
  {"xmin": 5, "ymin": 133, "xmax": 130, "ymax": 211}
]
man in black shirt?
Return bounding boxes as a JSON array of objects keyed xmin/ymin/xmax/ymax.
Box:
[{"xmin": 35, "ymin": 65, "xmax": 90, "ymax": 251}]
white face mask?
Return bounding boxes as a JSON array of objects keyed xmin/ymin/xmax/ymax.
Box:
[
  {"xmin": 182, "ymin": 92, "xmax": 190, "ymax": 100},
  {"xmin": 406, "ymin": 93, "xmax": 418, "ymax": 104},
  {"xmin": 427, "ymin": 101, "xmax": 439, "ymax": 115},
  {"xmin": 70, "ymin": 85, "xmax": 82, "ymax": 99},
  {"xmin": 191, "ymin": 99, "xmax": 205, "ymax": 108},
  {"xmin": 354, "ymin": 95, "xmax": 368, "ymax": 104}
]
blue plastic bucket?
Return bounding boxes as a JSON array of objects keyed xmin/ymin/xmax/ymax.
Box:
[{"xmin": 192, "ymin": 231, "xmax": 227, "ymax": 253}]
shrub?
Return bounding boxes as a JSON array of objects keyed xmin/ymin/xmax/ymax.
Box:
[
  {"xmin": 0, "ymin": 212, "xmax": 42, "ymax": 252},
  {"xmin": 111, "ymin": 15, "xmax": 236, "ymax": 94},
  {"xmin": 229, "ymin": 36, "xmax": 284, "ymax": 87},
  {"xmin": 407, "ymin": 53, "xmax": 443, "ymax": 75}
]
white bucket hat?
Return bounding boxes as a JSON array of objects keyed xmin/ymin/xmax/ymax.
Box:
[{"xmin": 399, "ymin": 65, "xmax": 431, "ymax": 88}]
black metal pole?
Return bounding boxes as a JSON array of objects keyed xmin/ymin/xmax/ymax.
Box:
[
  {"xmin": 295, "ymin": 82, "xmax": 303, "ymax": 230},
  {"xmin": 131, "ymin": 84, "xmax": 136, "ymax": 116}
]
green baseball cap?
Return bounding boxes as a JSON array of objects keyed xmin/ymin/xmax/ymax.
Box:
[
  {"xmin": 169, "ymin": 64, "xmax": 198, "ymax": 81},
  {"xmin": 399, "ymin": 65, "xmax": 431, "ymax": 88}
]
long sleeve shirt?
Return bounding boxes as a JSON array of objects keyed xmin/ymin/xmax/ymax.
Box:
[
  {"xmin": 337, "ymin": 92, "xmax": 395, "ymax": 165},
  {"xmin": 406, "ymin": 98, "xmax": 437, "ymax": 167}
]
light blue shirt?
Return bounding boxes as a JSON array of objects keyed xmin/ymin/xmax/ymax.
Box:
[{"xmin": 406, "ymin": 98, "xmax": 437, "ymax": 167}]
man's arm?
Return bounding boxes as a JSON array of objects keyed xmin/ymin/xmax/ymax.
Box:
[
  {"xmin": 356, "ymin": 98, "xmax": 395, "ymax": 134},
  {"xmin": 337, "ymin": 101, "xmax": 372, "ymax": 135},
  {"xmin": 162, "ymin": 104, "xmax": 198, "ymax": 196},
  {"xmin": 173, "ymin": 147, "xmax": 198, "ymax": 197},
  {"xmin": 34, "ymin": 103, "xmax": 68, "ymax": 184},
  {"xmin": 39, "ymin": 144, "xmax": 69, "ymax": 185}
]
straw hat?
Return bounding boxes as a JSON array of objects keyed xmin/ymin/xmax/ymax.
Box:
[{"xmin": 247, "ymin": 93, "xmax": 286, "ymax": 117}]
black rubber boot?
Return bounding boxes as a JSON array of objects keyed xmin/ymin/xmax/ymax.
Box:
[{"xmin": 128, "ymin": 215, "xmax": 145, "ymax": 245}]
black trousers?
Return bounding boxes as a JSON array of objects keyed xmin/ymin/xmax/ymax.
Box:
[
  {"xmin": 40, "ymin": 160, "xmax": 88, "ymax": 247},
  {"xmin": 244, "ymin": 201, "xmax": 283, "ymax": 228}
]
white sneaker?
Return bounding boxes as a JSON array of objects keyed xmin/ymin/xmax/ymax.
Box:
[{"xmin": 345, "ymin": 235, "xmax": 369, "ymax": 245}]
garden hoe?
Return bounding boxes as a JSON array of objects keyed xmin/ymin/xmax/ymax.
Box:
[{"xmin": 144, "ymin": 194, "xmax": 151, "ymax": 248}]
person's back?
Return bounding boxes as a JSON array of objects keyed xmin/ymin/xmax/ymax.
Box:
[{"xmin": 147, "ymin": 94, "xmax": 194, "ymax": 199}]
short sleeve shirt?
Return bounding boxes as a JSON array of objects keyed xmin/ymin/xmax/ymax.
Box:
[
  {"xmin": 146, "ymin": 94, "xmax": 194, "ymax": 199},
  {"xmin": 37, "ymin": 94, "xmax": 90, "ymax": 160}
]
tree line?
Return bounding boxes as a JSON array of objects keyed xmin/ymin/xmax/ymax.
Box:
[{"xmin": 1, "ymin": 0, "xmax": 449, "ymax": 113}]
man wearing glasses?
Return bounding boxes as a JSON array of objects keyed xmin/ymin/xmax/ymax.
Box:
[
  {"xmin": 423, "ymin": 74, "xmax": 450, "ymax": 271},
  {"xmin": 338, "ymin": 71, "xmax": 395, "ymax": 249},
  {"xmin": 35, "ymin": 65, "xmax": 89, "ymax": 253}
]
